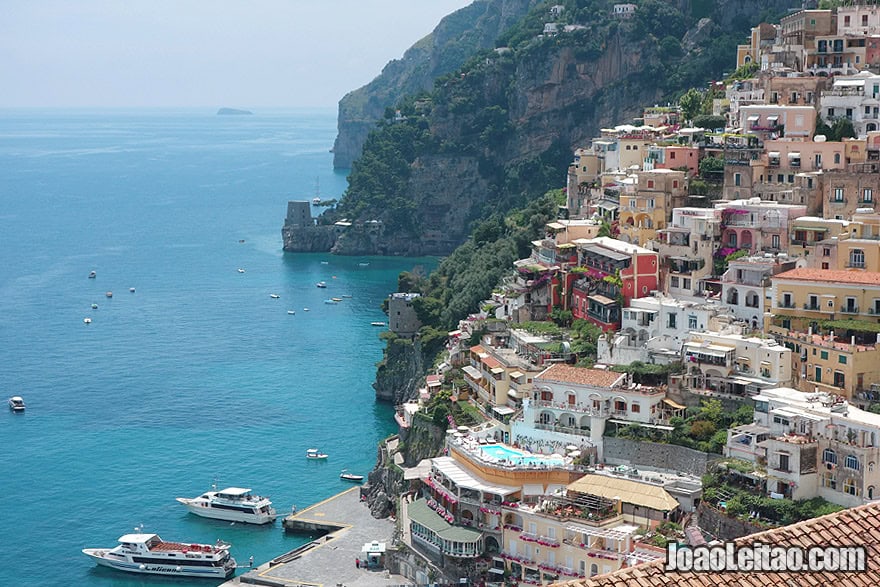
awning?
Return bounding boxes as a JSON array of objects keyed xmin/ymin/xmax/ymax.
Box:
[
  {"xmin": 522, "ymin": 483, "xmax": 545, "ymax": 496},
  {"xmin": 490, "ymin": 367, "xmax": 505, "ymax": 375},
  {"xmin": 489, "ymin": 568, "xmax": 505, "ymax": 575},
  {"xmin": 547, "ymin": 222, "xmax": 566, "ymax": 230},
  {"xmin": 767, "ymin": 115, "xmax": 779, "ymax": 122},
  {"xmin": 768, "ymin": 151, "xmax": 780, "ymax": 157},
  {"xmin": 509, "ymin": 371, "xmax": 524, "ymax": 379},
  {"xmin": 746, "ymin": 115, "xmax": 760, "ymax": 121},
  {"xmin": 663, "ymin": 398, "xmax": 686, "ymax": 410},
  {"xmin": 462, "ymin": 365, "xmax": 482, "ymax": 379},
  {"xmin": 788, "ymin": 152, "xmax": 801, "ymax": 158},
  {"xmin": 493, "ymin": 406, "xmax": 515, "ymax": 415},
  {"xmin": 588, "ymin": 294, "xmax": 617, "ymax": 305}
]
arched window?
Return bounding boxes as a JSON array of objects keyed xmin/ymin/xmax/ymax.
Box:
[
  {"xmin": 869, "ymin": 486, "xmax": 875, "ymax": 500},
  {"xmin": 870, "ymin": 461, "xmax": 876, "ymax": 473},
  {"xmin": 834, "ymin": 153, "xmax": 841, "ymax": 164},
  {"xmin": 846, "ymin": 455, "xmax": 861, "ymax": 470},
  {"xmin": 823, "ymin": 449, "xmax": 837, "ymax": 464},
  {"xmin": 590, "ymin": 563, "xmax": 599, "ymax": 577},
  {"xmin": 850, "ymin": 249, "xmax": 865, "ymax": 269}
]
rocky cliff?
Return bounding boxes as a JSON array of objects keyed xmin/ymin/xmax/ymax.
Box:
[
  {"xmin": 292, "ymin": 0, "xmax": 802, "ymax": 257},
  {"xmin": 332, "ymin": 0, "xmax": 538, "ymax": 169}
]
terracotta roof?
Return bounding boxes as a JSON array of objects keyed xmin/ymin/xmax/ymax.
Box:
[
  {"xmin": 551, "ymin": 501, "xmax": 880, "ymax": 587},
  {"xmin": 773, "ymin": 267, "xmax": 880, "ymax": 286},
  {"xmin": 537, "ymin": 364, "xmax": 624, "ymax": 388}
]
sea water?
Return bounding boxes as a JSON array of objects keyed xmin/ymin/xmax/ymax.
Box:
[{"xmin": 0, "ymin": 109, "xmax": 432, "ymax": 586}]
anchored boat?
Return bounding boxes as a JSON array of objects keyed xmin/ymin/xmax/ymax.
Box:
[
  {"xmin": 82, "ymin": 533, "xmax": 236, "ymax": 578},
  {"xmin": 176, "ymin": 486, "xmax": 277, "ymax": 525}
]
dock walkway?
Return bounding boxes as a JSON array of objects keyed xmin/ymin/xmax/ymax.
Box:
[{"xmin": 220, "ymin": 487, "xmax": 411, "ymax": 587}]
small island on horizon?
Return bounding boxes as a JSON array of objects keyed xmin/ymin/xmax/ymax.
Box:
[{"xmin": 217, "ymin": 107, "xmax": 253, "ymax": 115}]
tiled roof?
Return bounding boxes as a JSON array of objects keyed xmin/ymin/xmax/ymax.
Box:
[
  {"xmin": 551, "ymin": 501, "xmax": 880, "ymax": 587},
  {"xmin": 773, "ymin": 267, "xmax": 880, "ymax": 286},
  {"xmin": 537, "ymin": 364, "xmax": 624, "ymax": 388}
]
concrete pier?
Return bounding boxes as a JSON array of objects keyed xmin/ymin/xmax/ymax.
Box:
[{"xmin": 220, "ymin": 487, "xmax": 411, "ymax": 587}]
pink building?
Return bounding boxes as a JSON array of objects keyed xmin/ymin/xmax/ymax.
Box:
[
  {"xmin": 646, "ymin": 145, "xmax": 700, "ymax": 176},
  {"xmin": 739, "ymin": 105, "xmax": 817, "ymax": 140},
  {"xmin": 716, "ymin": 199, "xmax": 807, "ymax": 253}
]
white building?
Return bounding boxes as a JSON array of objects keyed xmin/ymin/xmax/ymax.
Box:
[
  {"xmin": 721, "ymin": 253, "xmax": 798, "ymax": 329},
  {"xmin": 820, "ymin": 71, "xmax": 880, "ymax": 136},
  {"xmin": 516, "ymin": 364, "xmax": 683, "ymax": 461},
  {"xmin": 727, "ymin": 387, "xmax": 880, "ymax": 507},
  {"xmin": 678, "ymin": 330, "xmax": 792, "ymax": 399},
  {"xmin": 597, "ymin": 294, "xmax": 730, "ymax": 366}
]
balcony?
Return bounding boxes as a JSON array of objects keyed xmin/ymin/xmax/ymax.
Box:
[
  {"xmin": 803, "ymin": 303, "xmax": 821, "ymax": 311},
  {"xmin": 840, "ymin": 306, "xmax": 860, "ymax": 314},
  {"xmin": 778, "ymin": 300, "xmax": 796, "ymax": 309},
  {"xmin": 829, "ymin": 198, "xmax": 847, "ymax": 205},
  {"xmin": 847, "ymin": 262, "xmax": 866, "ymax": 269}
]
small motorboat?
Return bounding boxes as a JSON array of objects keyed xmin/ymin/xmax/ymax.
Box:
[
  {"xmin": 237, "ymin": 268, "xmax": 245, "ymax": 273},
  {"xmin": 306, "ymin": 448, "xmax": 328, "ymax": 460},
  {"xmin": 8, "ymin": 396, "xmax": 25, "ymax": 412},
  {"xmin": 303, "ymin": 308, "xmax": 310, "ymax": 312},
  {"xmin": 370, "ymin": 322, "xmax": 386, "ymax": 327},
  {"xmin": 340, "ymin": 470, "xmax": 364, "ymax": 483},
  {"xmin": 83, "ymin": 318, "xmax": 92, "ymax": 324},
  {"xmin": 129, "ymin": 287, "xmax": 136, "ymax": 293},
  {"xmin": 287, "ymin": 310, "xmax": 295, "ymax": 315},
  {"xmin": 105, "ymin": 291, "xmax": 113, "ymax": 298},
  {"xmin": 324, "ymin": 299, "xmax": 337, "ymax": 304},
  {"xmin": 331, "ymin": 297, "xmax": 343, "ymax": 302},
  {"xmin": 320, "ymin": 261, "xmax": 329, "ymax": 265},
  {"xmin": 91, "ymin": 303, "xmax": 98, "ymax": 309},
  {"xmin": 358, "ymin": 262, "xmax": 369, "ymax": 267},
  {"xmin": 270, "ymin": 294, "xmax": 280, "ymax": 299},
  {"xmin": 316, "ymin": 281, "xmax": 327, "ymax": 288},
  {"xmin": 88, "ymin": 270, "xmax": 96, "ymax": 279}
]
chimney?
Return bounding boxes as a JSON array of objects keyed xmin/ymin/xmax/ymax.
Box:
[{"xmin": 852, "ymin": 336, "xmax": 856, "ymax": 346}]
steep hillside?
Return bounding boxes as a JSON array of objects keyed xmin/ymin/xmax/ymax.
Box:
[
  {"xmin": 289, "ymin": 0, "xmax": 801, "ymax": 257},
  {"xmin": 332, "ymin": 0, "xmax": 538, "ymax": 168}
]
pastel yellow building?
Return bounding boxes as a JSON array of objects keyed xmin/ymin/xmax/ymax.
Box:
[
  {"xmin": 768, "ymin": 268, "xmax": 880, "ymax": 400},
  {"xmin": 618, "ymin": 169, "xmax": 687, "ymax": 247}
]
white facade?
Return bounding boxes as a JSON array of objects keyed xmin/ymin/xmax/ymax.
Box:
[
  {"xmin": 820, "ymin": 72, "xmax": 880, "ymax": 136},
  {"xmin": 679, "ymin": 330, "xmax": 792, "ymax": 398},
  {"xmin": 597, "ymin": 294, "xmax": 729, "ymax": 366},
  {"xmin": 746, "ymin": 387, "xmax": 880, "ymax": 507}
]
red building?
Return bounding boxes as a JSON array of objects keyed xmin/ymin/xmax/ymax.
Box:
[{"xmin": 570, "ymin": 237, "xmax": 660, "ymax": 331}]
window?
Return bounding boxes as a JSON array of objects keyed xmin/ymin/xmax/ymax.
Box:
[
  {"xmin": 647, "ymin": 180, "xmax": 654, "ymax": 189},
  {"xmin": 824, "ymin": 449, "xmax": 838, "ymax": 464},
  {"xmin": 834, "ymin": 187, "xmax": 845, "ymax": 202},
  {"xmin": 670, "ymin": 276, "xmax": 679, "ymax": 288},
  {"xmin": 688, "ymin": 315, "xmax": 697, "ymax": 329},
  {"xmin": 846, "ymin": 455, "xmax": 861, "ymax": 471},
  {"xmin": 734, "ymin": 173, "xmax": 741, "ymax": 187},
  {"xmin": 821, "ymin": 351, "xmax": 829, "ymax": 360},
  {"xmin": 834, "ymin": 371, "xmax": 846, "ymax": 388},
  {"xmin": 667, "ymin": 313, "xmax": 676, "ymax": 328},
  {"xmin": 828, "ymin": 107, "xmax": 836, "ymax": 117},
  {"xmin": 778, "ymin": 453, "xmax": 790, "ymax": 472},
  {"xmin": 850, "ymin": 249, "xmax": 865, "ymax": 268},
  {"xmin": 631, "ymin": 403, "xmax": 640, "ymax": 413},
  {"xmin": 772, "ymin": 234, "xmax": 780, "ymax": 249},
  {"xmin": 844, "ymin": 478, "xmax": 858, "ymax": 496},
  {"xmin": 864, "ymin": 189, "xmax": 873, "ymax": 203},
  {"xmin": 823, "ymin": 247, "xmax": 831, "ymax": 257}
]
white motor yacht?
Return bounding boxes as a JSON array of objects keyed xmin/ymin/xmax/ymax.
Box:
[
  {"xmin": 176, "ymin": 487, "xmax": 277, "ymax": 525},
  {"xmin": 8, "ymin": 396, "xmax": 25, "ymax": 412},
  {"xmin": 82, "ymin": 533, "xmax": 236, "ymax": 578}
]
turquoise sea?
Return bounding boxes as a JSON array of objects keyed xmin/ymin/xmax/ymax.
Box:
[{"xmin": 0, "ymin": 109, "xmax": 431, "ymax": 586}]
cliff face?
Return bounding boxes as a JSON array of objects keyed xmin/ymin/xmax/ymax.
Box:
[{"xmin": 332, "ymin": 0, "xmax": 538, "ymax": 168}]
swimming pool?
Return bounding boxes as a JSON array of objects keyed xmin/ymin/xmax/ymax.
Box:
[{"xmin": 479, "ymin": 444, "xmax": 565, "ymax": 466}]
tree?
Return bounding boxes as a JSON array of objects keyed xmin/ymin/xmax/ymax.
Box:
[
  {"xmin": 678, "ymin": 89, "xmax": 703, "ymax": 125},
  {"xmin": 692, "ymin": 114, "xmax": 726, "ymax": 132},
  {"xmin": 699, "ymin": 155, "xmax": 724, "ymax": 179}
]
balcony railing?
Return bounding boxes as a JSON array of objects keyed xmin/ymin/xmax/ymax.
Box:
[
  {"xmin": 778, "ymin": 301, "xmax": 796, "ymax": 309},
  {"xmin": 829, "ymin": 198, "xmax": 847, "ymax": 205},
  {"xmin": 803, "ymin": 303, "xmax": 821, "ymax": 311},
  {"xmin": 847, "ymin": 262, "xmax": 866, "ymax": 269},
  {"xmin": 840, "ymin": 306, "xmax": 860, "ymax": 314}
]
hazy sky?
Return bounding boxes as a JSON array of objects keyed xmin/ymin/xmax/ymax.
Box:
[{"xmin": 0, "ymin": 1, "xmax": 474, "ymax": 108}]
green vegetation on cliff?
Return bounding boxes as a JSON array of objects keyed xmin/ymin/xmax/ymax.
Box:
[{"xmin": 327, "ymin": 0, "xmax": 801, "ymax": 252}]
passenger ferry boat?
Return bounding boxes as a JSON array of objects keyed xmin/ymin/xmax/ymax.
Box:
[
  {"xmin": 176, "ymin": 487, "xmax": 277, "ymax": 525},
  {"xmin": 82, "ymin": 533, "xmax": 237, "ymax": 578}
]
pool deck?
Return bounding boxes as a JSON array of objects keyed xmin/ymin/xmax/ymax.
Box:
[{"xmin": 219, "ymin": 487, "xmax": 412, "ymax": 587}]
